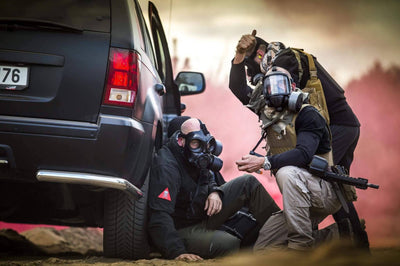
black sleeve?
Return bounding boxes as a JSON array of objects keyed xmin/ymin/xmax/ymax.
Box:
[
  {"xmin": 268, "ymin": 106, "xmax": 328, "ymax": 169},
  {"xmin": 229, "ymin": 60, "xmax": 253, "ymax": 105},
  {"xmin": 208, "ymin": 171, "xmax": 224, "ymax": 196},
  {"xmin": 213, "ymin": 171, "xmax": 226, "ymax": 186},
  {"xmin": 148, "ymin": 157, "xmax": 187, "ymax": 259},
  {"xmin": 148, "ymin": 211, "xmax": 186, "ymax": 259}
]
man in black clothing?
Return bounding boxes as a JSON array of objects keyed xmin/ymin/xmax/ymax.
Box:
[
  {"xmin": 229, "ymin": 31, "xmax": 368, "ymax": 249},
  {"xmin": 148, "ymin": 118, "xmax": 280, "ymax": 261},
  {"xmin": 236, "ymin": 66, "xmax": 342, "ymax": 250}
]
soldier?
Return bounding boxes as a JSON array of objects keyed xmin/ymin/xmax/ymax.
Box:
[
  {"xmin": 230, "ymin": 30, "xmax": 368, "ymax": 249},
  {"xmin": 236, "ymin": 66, "xmax": 345, "ymax": 250},
  {"xmin": 148, "ymin": 118, "xmax": 280, "ymax": 261}
]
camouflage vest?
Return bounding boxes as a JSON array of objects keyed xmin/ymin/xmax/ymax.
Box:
[{"xmin": 262, "ymin": 104, "xmax": 334, "ymax": 165}]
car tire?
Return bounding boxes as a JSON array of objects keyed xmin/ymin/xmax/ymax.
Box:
[{"xmin": 103, "ymin": 172, "xmax": 150, "ymax": 259}]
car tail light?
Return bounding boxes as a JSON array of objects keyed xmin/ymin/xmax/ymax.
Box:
[{"xmin": 103, "ymin": 48, "xmax": 139, "ymax": 107}]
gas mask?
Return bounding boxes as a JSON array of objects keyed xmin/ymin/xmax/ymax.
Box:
[
  {"xmin": 244, "ymin": 57, "xmax": 263, "ymax": 86},
  {"xmin": 260, "ymin": 41, "xmax": 286, "ymax": 74},
  {"xmin": 262, "ymin": 68, "xmax": 303, "ymax": 112},
  {"xmin": 180, "ymin": 129, "xmax": 223, "ymax": 172},
  {"xmin": 244, "ymin": 37, "xmax": 269, "ymax": 86}
]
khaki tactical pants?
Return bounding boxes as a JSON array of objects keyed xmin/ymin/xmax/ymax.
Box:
[{"xmin": 255, "ymin": 166, "xmax": 341, "ymax": 250}]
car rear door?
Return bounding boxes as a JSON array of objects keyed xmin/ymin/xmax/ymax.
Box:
[
  {"xmin": 0, "ymin": 0, "xmax": 111, "ymax": 123},
  {"xmin": 148, "ymin": 1, "xmax": 181, "ymax": 116}
]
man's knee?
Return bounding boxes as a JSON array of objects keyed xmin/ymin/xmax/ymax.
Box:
[
  {"xmin": 235, "ymin": 174, "xmax": 260, "ymax": 186},
  {"xmin": 275, "ymin": 166, "xmax": 300, "ymax": 191},
  {"xmin": 222, "ymin": 174, "xmax": 261, "ymax": 195}
]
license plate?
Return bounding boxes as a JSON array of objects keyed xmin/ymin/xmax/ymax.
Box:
[{"xmin": 0, "ymin": 65, "xmax": 29, "ymax": 90}]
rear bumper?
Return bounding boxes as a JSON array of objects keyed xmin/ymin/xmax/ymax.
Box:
[
  {"xmin": 0, "ymin": 113, "xmax": 154, "ymax": 188},
  {"xmin": 37, "ymin": 169, "xmax": 143, "ymax": 199},
  {"xmin": 0, "ymin": 114, "xmax": 144, "ymax": 138}
]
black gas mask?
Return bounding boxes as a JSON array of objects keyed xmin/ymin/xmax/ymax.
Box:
[
  {"xmin": 244, "ymin": 37, "xmax": 269, "ymax": 86},
  {"xmin": 181, "ymin": 128, "xmax": 223, "ymax": 172},
  {"xmin": 262, "ymin": 68, "xmax": 303, "ymax": 112},
  {"xmin": 244, "ymin": 57, "xmax": 263, "ymax": 86}
]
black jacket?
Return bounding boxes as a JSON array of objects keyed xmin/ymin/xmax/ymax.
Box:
[
  {"xmin": 229, "ymin": 51, "xmax": 360, "ymax": 127},
  {"xmin": 148, "ymin": 134, "xmax": 221, "ymax": 259}
]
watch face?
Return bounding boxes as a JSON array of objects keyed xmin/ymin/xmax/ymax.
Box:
[{"xmin": 263, "ymin": 157, "xmax": 271, "ymax": 170}]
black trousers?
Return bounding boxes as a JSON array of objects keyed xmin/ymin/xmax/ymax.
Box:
[
  {"xmin": 177, "ymin": 174, "xmax": 280, "ymax": 258},
  {"xmin": 330, "ymin": 125, "xmax": 369, "ymax": 250},
  {"xmin": 330, "ymin": 124, "xmax": 360, "ymax": 171},
  {"xmin": 207, "ymin": 174, "xmax": 279, "ymax": 230}
]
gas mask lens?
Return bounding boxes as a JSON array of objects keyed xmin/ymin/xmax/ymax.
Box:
[
  {"xmin": 188, "ymin": 136, "xmax": 216, "ymax": 153},
  {"xmin": 262, "ymin": 71, "xmax": 294, "ymax": 111},
  {"xmin": 264, "ymin": 74, "xmax": 291, "ymax": 96},
  {"xmin": 189, "ymin": 139, "xmax": 201, "ymax": 150}
]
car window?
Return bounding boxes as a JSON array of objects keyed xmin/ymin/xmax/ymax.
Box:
[
  {"xmin": 147, "ymin": 2, "xmax": 180, "ymax": 115},
  {"xmin": 0, "ymin": 0, "xmax": 110, "ymax": 32},
  {"xmin": 133, "ymin": 0, "xmax": 156, "ymax": 68},
  {"xmin": 153, "ymin": 28, "xmax": 167, "ymax": 82}
]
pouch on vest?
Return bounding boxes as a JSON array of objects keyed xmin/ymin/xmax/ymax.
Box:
[
  {"xmin": 341, "ymin": 184, "xmax": 358, "ymax": 202},
  {"xmin": 246, "ymin": 80, "xmax": 266, "ymax": 115},
  {"xmin": 265, "ymin": 110, "xmax": 296, "ymax": 156},
  {"xmin": 291, "ymin": 48, "xmax": 330, "ymax": 124}
]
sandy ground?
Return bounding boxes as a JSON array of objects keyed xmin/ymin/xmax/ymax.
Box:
[{"xmin": 1, "ymin": 227, "xmax": 400, "ymax": 266}]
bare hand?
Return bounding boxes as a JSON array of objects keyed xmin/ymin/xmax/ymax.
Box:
[
  {"xmin": 236, "ymin": 154, "xmax": 264, "ymax": 173},
  {"xmin": 175, "ymin": 253, "xmax": 203, "ymax": 261},
  {"xmin": 204, "ymin": 191, "xmax": 222, "ymax": 216}
]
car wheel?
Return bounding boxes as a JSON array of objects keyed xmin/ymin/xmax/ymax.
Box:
[{"xmin": 103, "ymin": 172, "xmax": 150, "ymax": 259}]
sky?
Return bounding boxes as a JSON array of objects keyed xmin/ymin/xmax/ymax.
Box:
[{"xmin": 140, "ymin": 0, "xmax": 400, "ymax": 86}]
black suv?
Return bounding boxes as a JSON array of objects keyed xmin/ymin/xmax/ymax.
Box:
[{"xmin": 0, "ymin": 0, "xmax": 205, "ymax": 259}]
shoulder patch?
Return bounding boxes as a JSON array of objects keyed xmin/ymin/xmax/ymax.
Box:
[{"xmin": 158, "ymin": 187, "xmax": 171, "ymax": 201}]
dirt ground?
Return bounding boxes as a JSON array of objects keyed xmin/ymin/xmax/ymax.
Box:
[{"xmin": 1, "ymin": 227, "xmax": 400, "ymax": 266}]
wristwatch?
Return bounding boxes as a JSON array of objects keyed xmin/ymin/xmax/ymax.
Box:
[{"xmin": 263, "ymin": 156, "xmax": 271, "ymax": 170}]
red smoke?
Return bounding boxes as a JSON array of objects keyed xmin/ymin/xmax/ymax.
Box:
[{"xmin": 345, "ymin": 62, "xmax": 400, "ymax": 246}]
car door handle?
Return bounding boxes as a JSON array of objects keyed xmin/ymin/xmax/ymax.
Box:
[
  {"xmin": 154, "ymin": 83, "xmax": 165, "ymax": 96},
  {"xmin": 180, "ymin": 103, "xmax": 186, "ymax": 113}
]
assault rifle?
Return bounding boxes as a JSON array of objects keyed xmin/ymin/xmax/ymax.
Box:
[{"xmin": 309, "ymin": 155, "xmax": 379, "ymax": 190}]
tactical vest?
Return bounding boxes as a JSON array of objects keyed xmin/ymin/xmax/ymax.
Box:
[
  {"xmin": 262, "ymin": 104, "xmax": 334, "ymax": 165},
  {"xmin": 245, "ymin": 84, "xmax": 330, "ymax": 159},
  {"xmin": 287, "ymin": 48, "xmax": 330, "ymax": 124}
]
